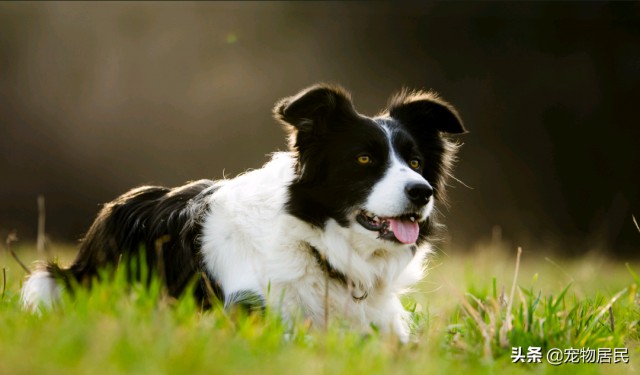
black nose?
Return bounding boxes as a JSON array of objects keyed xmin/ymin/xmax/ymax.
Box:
[{"xmin": 405, "ymin": 182, "xmax": 433, "ymax": 206}]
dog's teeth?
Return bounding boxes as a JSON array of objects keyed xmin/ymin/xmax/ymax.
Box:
[
  {"xmin": 410, "ymin": 216, "xmax": 415, "ymax": 222},
  {"xmin": 372, "ymin": 216, "xmax": 379, "ymax": 222}
]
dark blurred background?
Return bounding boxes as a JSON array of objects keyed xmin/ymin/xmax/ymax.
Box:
[{"xmin": 1, "ymin": 2, "xmax": 639, "ymax": 257}]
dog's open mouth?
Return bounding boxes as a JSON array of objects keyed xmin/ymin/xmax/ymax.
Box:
[{"xmin": 356, "ymin": 210, "xmax": 420, "ymax": 244}]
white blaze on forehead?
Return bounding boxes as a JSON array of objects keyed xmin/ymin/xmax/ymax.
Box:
[{"xmin": 363, "ymin": 119, "xmax": 431, "ymax": 218}]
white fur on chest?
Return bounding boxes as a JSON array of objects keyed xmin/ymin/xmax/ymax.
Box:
[{"xmin": 199, "ymin": 153, "xmax": 429, "ymax": 341}]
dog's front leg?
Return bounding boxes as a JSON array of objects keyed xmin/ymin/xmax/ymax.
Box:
[
  {"xmin": 368, "ymin": 295, "xmax": 412, "ymax": 343},
  {"xmin": 224, "ymin": 290, "xmax": 266, "ymax": 314}
]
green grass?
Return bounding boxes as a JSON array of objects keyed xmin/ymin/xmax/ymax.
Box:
[{"xmin": 1, "ymin": 243, "xmax": 638, "ymax": 374}]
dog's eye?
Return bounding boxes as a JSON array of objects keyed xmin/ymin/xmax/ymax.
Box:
[
  {"xmin": 409, "ymin": 159, "xmax": 421, "ymax": 170},
  {"xmin": 357, "ymin": 154, "xmax": 372, "ymax": 165}
]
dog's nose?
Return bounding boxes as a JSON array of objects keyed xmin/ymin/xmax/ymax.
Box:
[{"xmin": 405, "ymin": 182, "xmax": 433, "ymax": 206}]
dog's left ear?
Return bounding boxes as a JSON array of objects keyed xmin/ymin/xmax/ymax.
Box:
[
  {"xmin": 273, "ymin": 83, "xmax": 357, "ymax": 134},
  {"xmin": 387, "ymin": 90, "xmax": 466, "ymax": 135}
]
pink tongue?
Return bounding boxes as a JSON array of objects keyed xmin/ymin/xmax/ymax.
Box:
[{"xmin": 388, "ymin": 218, "xmax": 420, "ymax": 244}]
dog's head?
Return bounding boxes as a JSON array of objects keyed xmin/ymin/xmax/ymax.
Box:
[{"xmin": 274, "ymin": 83, "xmax": 465, "ymax": 246}]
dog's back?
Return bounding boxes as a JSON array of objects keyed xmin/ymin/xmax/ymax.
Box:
[{"xmin": 22, "ymin": 180, "xmax": 221, "ymax": 311}]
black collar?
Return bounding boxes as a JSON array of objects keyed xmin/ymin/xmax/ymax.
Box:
[{"xmin": 306, "ymin": 242, "xmax": 368, "ymax": 301}]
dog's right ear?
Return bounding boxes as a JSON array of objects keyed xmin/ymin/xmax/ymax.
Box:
[{"xmin": 273, "ymin": 84, "xmax": 357, "ymax": 134}]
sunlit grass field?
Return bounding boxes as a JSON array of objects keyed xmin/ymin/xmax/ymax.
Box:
[{"xmin": 1, "ymin": 242, "xmax": 638, "ymax": 374}]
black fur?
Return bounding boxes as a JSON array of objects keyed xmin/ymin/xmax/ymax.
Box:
[
  {"xmin": 48, "ymin": 179, "xmax": 223, "ymax": 306},
  {"xmin": 277, "ymin": 86, "xmax": 392, "ymax": 228}
]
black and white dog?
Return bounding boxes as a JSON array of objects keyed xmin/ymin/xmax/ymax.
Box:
[{"xmin": 22, "ymin": 83, "xmax": 465, "ymax": 342}]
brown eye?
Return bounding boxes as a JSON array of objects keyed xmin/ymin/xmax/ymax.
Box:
[
  {"xmin": 409, "ymin": 159, "xmax": 421, "ymax": 169},
  {"xmin": 357, "ymin": 154, "xmax": 372, "ymax": 165}
]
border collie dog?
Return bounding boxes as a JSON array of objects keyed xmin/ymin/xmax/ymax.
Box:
[{"xmin": 22, "ymin": 83, "xmax": 465, "ymax": 342}]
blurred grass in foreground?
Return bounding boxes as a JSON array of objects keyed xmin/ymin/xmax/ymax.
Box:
[{"xmin": 0, "ymin": 242, "xmax": 638, "ymax": 375}]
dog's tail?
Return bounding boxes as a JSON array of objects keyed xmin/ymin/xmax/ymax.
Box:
[{"xmin": 21, "ymin": 268, "xmax": 62, "ymax": 312}]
